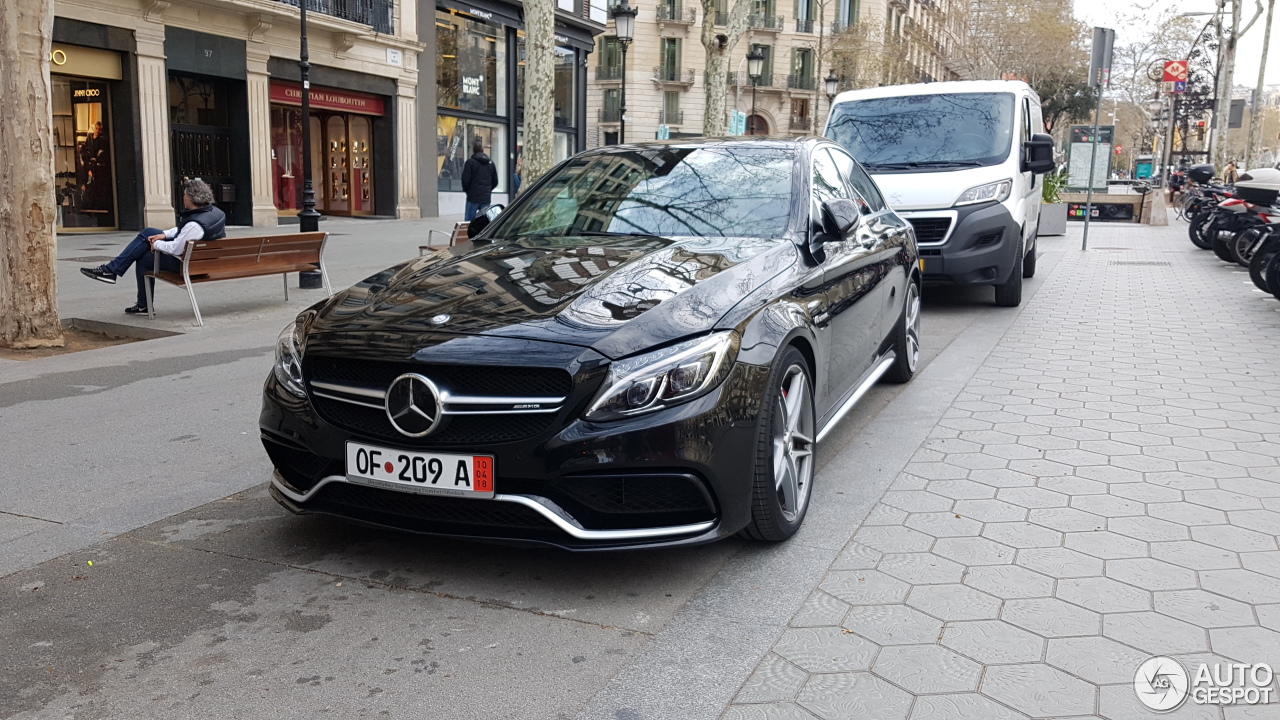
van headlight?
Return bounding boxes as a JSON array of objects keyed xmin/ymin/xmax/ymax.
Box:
[
  {"xmin": 274, "ymin": 321, "xmax": 306, "ymax": 397},
  {"xmin": 584, "ymin": 332, "xmax": 739, "ymax": 421},
  {"xmin": 954, "ymin": 179, "xmax": 1013, "ymax": 206}
]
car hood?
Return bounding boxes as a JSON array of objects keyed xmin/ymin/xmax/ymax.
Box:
[
  {"xmin": 870, "ymin": 166, "xmax": 1006, "ymax": 210},
  {"xmin": 310, "ymin": 235, "xmax": 797, "ymax": 359}
]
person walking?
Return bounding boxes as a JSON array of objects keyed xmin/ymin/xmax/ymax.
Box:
[
  {"xmin": 1224, "ymin": 160, "xmax": 1240, "ymax": 184},
  {"xmin": 80, "ymin": 178, "xmax": 226, "ymax": 315},
  {"xmin": 461, "ymin": 138, "xmax": 499, "ymax": 221}
]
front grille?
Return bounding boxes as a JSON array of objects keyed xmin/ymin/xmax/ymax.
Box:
[
  {"xmin": 307, "ymin": 356, "xmax": 572, "ymax": 397},
  {"xmin": 312, "ymin": 397, "xmax": 556, "ymax": 445},
  {"xmin": 263, "ymin": 437, "xmax": 341, "ymax": 493},
  {"xmin": 310, "ymin": 483, "xmax": 559, "ymax": 532},
  {"xmin": 908, "ymin": 218, "xmax": 952, "ymax": 243},
  {"xmin": 554, "ymin": 474, "xmax": 712, "ymax": 515}
]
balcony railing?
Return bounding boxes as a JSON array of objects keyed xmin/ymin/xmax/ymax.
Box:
[
  {"xmin": 787, "ymin": 74, "xmax": 817, "ymax": 90},
  {"xmin": 795, "ymin": 18, "xmax": 814, "ymax": 33},
  {"xmin": 830, "ymin": 20, "xmax": 856, "ymax": 32},
  {"xmin": 789, "ymin": 115, "xmax": 812, "ymax": 131},
  {"xmin": 275, "ymin": 0, "xmax": 393, "ymax": 33},
  {"xmin": 654, "ymin": 65, "xmax": 696, "ymax": 84},
  {"xmin": 656, "ymin": 5, "xmax": 697, "ymax": 23},
  {"xmin": 661, "ymin": 109, "xmax": 684, "ymax": 125},
  {"xmin": 747, "ymin": 13, "xmax": 783, "ymax": 30},
  {"xmin": 599, "ymin": 107, "xmax": 622, "ymax": 122},
  {"xmin": 597, "ymin": 65, "xmax": 624, "ymax": 81},
  {"xmin": 727, "ymin": 71, "xmax": 779, "ymax": 87}
]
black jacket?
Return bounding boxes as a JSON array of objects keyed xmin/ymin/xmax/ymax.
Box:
[{"xmin": 461, "ymin": 153, "xmax": 499, "ymax": 204}]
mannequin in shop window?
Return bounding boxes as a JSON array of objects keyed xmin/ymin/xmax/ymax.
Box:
[{"xmin": 461, "ymin": 138, "xmax": 499, "ymax": 220}]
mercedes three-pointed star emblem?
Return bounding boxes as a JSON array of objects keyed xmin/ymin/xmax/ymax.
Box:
[{"xmin": 385, "ymin": 373, "xmax": 443, "ymax": 437}]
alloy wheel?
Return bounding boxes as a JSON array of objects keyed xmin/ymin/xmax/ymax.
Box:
[
  {"xmin": 772, "ymin": 365, "xmax": 814, "ymax": 523},
  {"xmin": 904, "ymin": 282, "xmax": 921, "ymax": 373}
]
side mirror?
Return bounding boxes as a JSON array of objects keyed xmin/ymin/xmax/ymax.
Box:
[
  {"xmin": 1023, "ymin": 133, "xmax": 1055, "ymax": 174},
  {"xmin": 820, "ymin": 198, "xmax": 861, "ymax": 239},
  {"xmin": 466, "ymin": 204, "xmax": 505, "ymax": 239}
]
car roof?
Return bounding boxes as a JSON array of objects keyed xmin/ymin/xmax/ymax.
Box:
[{"xmin": 830, "ymin": 79, "xmax": 1036, "ymax": 105}]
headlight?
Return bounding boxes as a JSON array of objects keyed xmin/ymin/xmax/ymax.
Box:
[
  {"xmin": 954, "ymin": 179, "xmax": 1013, "ymax": 206},
  {"xmin": 583, "ymin": 332, "xmax": 739, "ymax": 421},
  {"xmin": 274, "ymin": 320, "xmax": 306, "ymax": 397}
]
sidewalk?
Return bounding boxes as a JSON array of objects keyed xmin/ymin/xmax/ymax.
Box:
[
  {"xmin": 723, "ymin": 220, "xmax": 1280, "ymax": 719},
  {"xmin": 54, "ymin": 214, "xmax": 464, "ymax": 335}
]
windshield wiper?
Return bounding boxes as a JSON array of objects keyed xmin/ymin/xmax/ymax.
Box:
[{"xmin": 865, "ymin": 160, "xmax": 984, "ymax": 170}]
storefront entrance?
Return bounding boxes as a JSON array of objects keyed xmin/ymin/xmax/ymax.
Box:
[
  {"xmin": 51, "ymin": 44, "xmax": 123, "ymax": 232},
  {"xmin": 269, "ymin": 82, "xmax": 384, "ymax": 217}
]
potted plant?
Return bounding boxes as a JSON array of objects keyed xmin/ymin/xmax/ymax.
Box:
[{"xmin": 1039, "ymin": 168, "xmax": 1069, "ymax": 236}]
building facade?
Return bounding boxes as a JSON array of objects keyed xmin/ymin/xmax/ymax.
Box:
[
  {"xmin": 51, "ymin": 0, "xmax": 603, "ymax": 231},
  {"xmin": 585, "ymin": 0, "xmax": 960, "ymax": 145}
]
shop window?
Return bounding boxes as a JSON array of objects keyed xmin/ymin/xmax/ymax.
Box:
[
  {"xmin": 271, "ymin": 104, "xmax": 377, "ymax": 216},
  {"xmin": 437, "ymin": 9, "xmax": 507, "ymax": 117},
  {"xmin": 53, "ymin": 77, "xmax": 116, "ymax": 230},
  {"xmin": 437, "ymin": 116, "xmax": 507, "ymax": 194}
]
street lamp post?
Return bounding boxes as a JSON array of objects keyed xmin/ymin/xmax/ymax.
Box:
[
  {"xmin": 746, "ymin": 48, "xmax": 764, "ymax": 134},
  {"xmin": 611, "ymin": 0, "xmax": 636, "ymax": 143},
  {"xmin": 824, "ymin": 71, "xmax": 839, "ymax": 127},
  {"xmin": 297, "ymin": 0, "xmax": 322, "ymax": 288}
]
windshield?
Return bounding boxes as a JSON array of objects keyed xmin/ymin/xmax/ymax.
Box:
[
  {"xmin": 486, "ymin": 146, "xmax": 796, "ymax": 239},
  {"xmin": 825, "ymin": 92, "xmax": 1016, "ymax": 170}
]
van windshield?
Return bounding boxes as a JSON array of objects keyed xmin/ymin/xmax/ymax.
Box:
[{"xmin": 825, "ymin": 92, "xmax": 1016, "ymax": 171}]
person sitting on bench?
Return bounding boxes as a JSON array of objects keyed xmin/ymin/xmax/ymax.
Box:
[{"xmin": 81, "ymin": 178, "xmax": 227, "ymax": 315}]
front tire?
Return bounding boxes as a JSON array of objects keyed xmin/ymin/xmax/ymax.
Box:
[
  {"xmin": 742, "ymin": 347, "xmax": 815, "ymax": 542},
  {"xmin": 994, "ymin": 239, "xmax": 1024, "ymax": 307},
  {"xmin": 885, "ymin": 279, "xmax": 920, "ymax": 384},
  {"xmin": 1022, "ymin": 235, "xmax": 1038, "ymax": 278},
  {"xmin": 1189, "ymin": 210, "xmax": 1214, "ymax": 249}
]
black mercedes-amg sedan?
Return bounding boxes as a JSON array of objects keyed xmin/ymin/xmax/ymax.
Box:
[{"xmin": 261, "ymin": 137, "xmax": 920, "ymax": 550}]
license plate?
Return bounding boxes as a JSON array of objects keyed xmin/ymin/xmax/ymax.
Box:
[{"xmin": 345, "ymin": 442, "xmax": 494, "ymax": 498}]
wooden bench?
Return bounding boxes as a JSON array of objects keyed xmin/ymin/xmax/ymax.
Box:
[
  {"xmin": 420, "ymin": 221, "xmax": 469, "ymax": 255},
  {"xmin": 145, "ymin": 232, "xmax": 332, "ymax": 326}
]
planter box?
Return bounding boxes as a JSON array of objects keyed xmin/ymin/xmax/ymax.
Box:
[{"xmin": 1040, "ymin": 202, "xmax": 1068, "ymax": 236}]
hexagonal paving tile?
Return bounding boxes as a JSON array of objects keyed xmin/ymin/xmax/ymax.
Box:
[
  {"xmin": 1191, "ymin": 525, "xmax": 1278, "ymax": 553},
  {"xmin": 981, "ymin": 522, "xmax": 1064, "ymax": 549},
  {"xmin": 1109, "ymin": 482, "xmax": 1183, "ymax": 504},
  {"xmin": 790, "ymin": 590, "xmax": 852, "ymax": 628},
  {"xmin": 998, "ymin": 487, "xmax": 1070, "ymax": 509},
  {"xmin": 881, "ymin": 491, "xmax": 955, "ymax": 514},
  {"xmin": 953, "ymin": 498, "xmax": 1028, "ymax": 523},
  {"xmin": 964, "ymin": 564, "xmax": 1055, "ymax": 599},
  {"xmin": 851, "ymin": 526, "xmax": 936, "ymax": 554},
  {"xmin": 1097, "ymin": 683, "xmax": 1222, "ymax": 720},
  {"xmin": 1185, "ymin": 489, "xmax": 1266, "ymax": 511},
  {"xmin": 796, "ymin": 672, "xmax": 913, "ymax": 720},
  {"xmin": 863, "ymin": 505, "xmax": 910, "ymax": 526},
  {"xmin": 842, "ymin": 604, "xmax": 944, "ymax": 646},
  {"xmin": 1149, "ymin": 502, "xmax": 1230, "ymax": 526},
  {"xmin": 941, "ymin": 619, "xmax": 1045, "ymax": 664},
  {"xmin": 1106, "ymin": 558, "xmax": 1198, "ymax": 591},
  {"xmin": 1240, "ymin": 551, "xmax": 1280, "ymax": 579},
  {"xmin": 1003, "ymin": 597, "xmax": 1101, "ymax": 637},
  {"xmin": 928, "ymin": 480, "xmax": 998, "ymax": 500},
  {"xmin": 968, "ymin": 469, "xmax": 1039, "ymax": 489},
  {"xmin": 1229, "ymin": 509, "xmax": 1280, "ymax": 534},
  {"xmin": 1154, "ymin": 589, "xmax": 1256, "ymax": 628},
  {"xmin": 907, "ymin": 583, "xmax": 1002, "ymax": 621},
  {"xmin": 906, "ymin": 512, "xmax": 984, "ymax": 538},
  {"xmin": 1070, "ymin": 494, "xmax": 1147, "ymax": 518},
  {"xmin": 878, "ymin": 553, "xmax": 966, "ymax": 585},
  {"xmin": 772, "ymin": 626, "xmax": 880, "ymax": 673},
  {"xmin": 1200, "ymin": 568, "xmax": 1280, "ymax": 604},
  {"xmin": 1056, "ymin": 576, "xmax": 1152, "ymax": 613},
  {"xmin": 907, "ymin": 693, "xmax": 1030, "ymax": 720},
  {"xmin": 932, "ymin": 536, "xmax": 1016, "ymax": 566},
  {"xmin": 1210, "ymin": 626, "xmax": 1280, "ymax": 666},
  {"xmin": 1151, "ymin": 541, "xmax": 1239, "ymax": 570},
  {"xmin": 819, "ymin": 570, "xmax": 911, "ymax": 606},
  {"xmin": 830, "ymin": 541, "xmax": 884, "ymax": 571},
  {"xmin": 1103, "ymin": 611, "xmax": 1209, "ymax": 655},
  {"xmin": 1027, "ymin": 507, "xmax": 1107, "ymax": 533},
  {"xmin": 1257, "ymin": 604, "xmax": 1280, "ymax": 632},
  {"xmin": 1064, "ymin": 530, "xmax": 1149, "ymax": 560},
  {"xmin": 1046, "ymin": 636, "xmax": 1151, "ymax": 685},
  {"xmin": 1039, "ymin": 476, "xmax": 1109, "ymax": 495},
  {"xmin": 1108, "ymin": 515, "xmax": 1190, "ymax": 543},
  {"xmin": 982, "ymin": 663, "xmax": 1097, "ymax": 718},
  {"xmin": 734, "ymin": 653, "xmax": 810, "ymax": 704},
  {"xmin": 1017, "ymin": 547, "xmax": 1105, "ymax": 578},
  {"xmin": 873, "ymin": 644, "xmax": 983, "ymax": 693}
]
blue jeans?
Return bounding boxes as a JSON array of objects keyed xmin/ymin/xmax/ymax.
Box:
[
  {"xmin": 464, "ymin": 201, "xmax": 487, "ymax": 221},
  {"xmin": 105, "ymin": 228, "xmax": 182, "ymax": 307}
]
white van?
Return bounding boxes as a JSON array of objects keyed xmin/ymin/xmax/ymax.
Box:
[{"xmin": 823, "ymin": 80, "xmax": 1055, "ymax": 306}]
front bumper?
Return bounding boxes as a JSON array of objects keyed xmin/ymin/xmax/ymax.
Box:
[
  {"xmin": 903, "ymin": 202, "xmax": 1021, "ymax": 286},
  {"xmin": 259, "ymin": 361, "xmax": 771, "ymax": 550}
]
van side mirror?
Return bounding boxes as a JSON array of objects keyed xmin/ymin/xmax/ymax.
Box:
[
  {"xmin": 1023, "ymin": 133, "xmax": 1055, "ymax": 175},
  {"xmin": 467, "ymin": 204, "xmax": 505, "ymax": 239}
]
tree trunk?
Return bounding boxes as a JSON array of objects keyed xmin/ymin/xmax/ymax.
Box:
[
  {"xmin": 1247, "ymin": 0, "xmax": 1275, "ymax": 168},
  {"xmin": 1213, "ymin": 1, "xmax": 1241, "ymax": 167},
  {"xmin": 0, "ymin": 0, "xmax": 63, "ymax": 348},
  {"xmin": 522, "ymin": 0, "xmax": 555, "ymax": 187},
  {"xmin": 701, "ymin": 0, "xmax": 751, "ymax": 136}
]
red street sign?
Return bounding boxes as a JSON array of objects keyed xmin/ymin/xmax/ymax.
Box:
[
  {"xmin": 1115, "ymin": 145, "xmax": 1123, "ymax": 154},
  {"xmin": 1164, "ymin": 60, "xmax": 1188, "ymax": 83}
]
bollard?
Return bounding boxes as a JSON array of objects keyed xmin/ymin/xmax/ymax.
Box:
[{"xmin": 299, "ymin": 270, "xmax": 323, "ymax": 289}]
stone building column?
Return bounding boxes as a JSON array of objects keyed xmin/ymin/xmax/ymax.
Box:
[
  {"xmin": 246, "ymin": 47, "xmax": 278, "ymax": 226},
  {"xmin": 135, "ymin": 28, "xmax": 175, "ymax": 229},
  {"xmin": 396, "ymin": 81, "xmax": 420, "ymax": 219}
]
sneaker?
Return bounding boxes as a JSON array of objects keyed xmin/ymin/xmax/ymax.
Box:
[
  {"xmin": 124, "ymin": 304, "xmax": 149, "ymax": 315},
  {"xmin": 81, "ymin": 265, "xmax": 117, "ymax": 284}
]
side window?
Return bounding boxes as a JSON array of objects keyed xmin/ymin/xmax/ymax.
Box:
[
  {"xmin": 1021, "ymin": 97, "xmax": 1032, "ymax": 144},
  {"xmin": 828, "ymin": 148, "xmax": 886, "ymax": 212}
]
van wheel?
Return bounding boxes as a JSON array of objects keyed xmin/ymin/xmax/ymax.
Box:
[
  {"xmin": 1022, "ymin": 235, "xmax": 1037, "ymax": 278},
  {"xmin": 994, "ymin": 240, "xmax": 1024, "ymax": 307}
]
